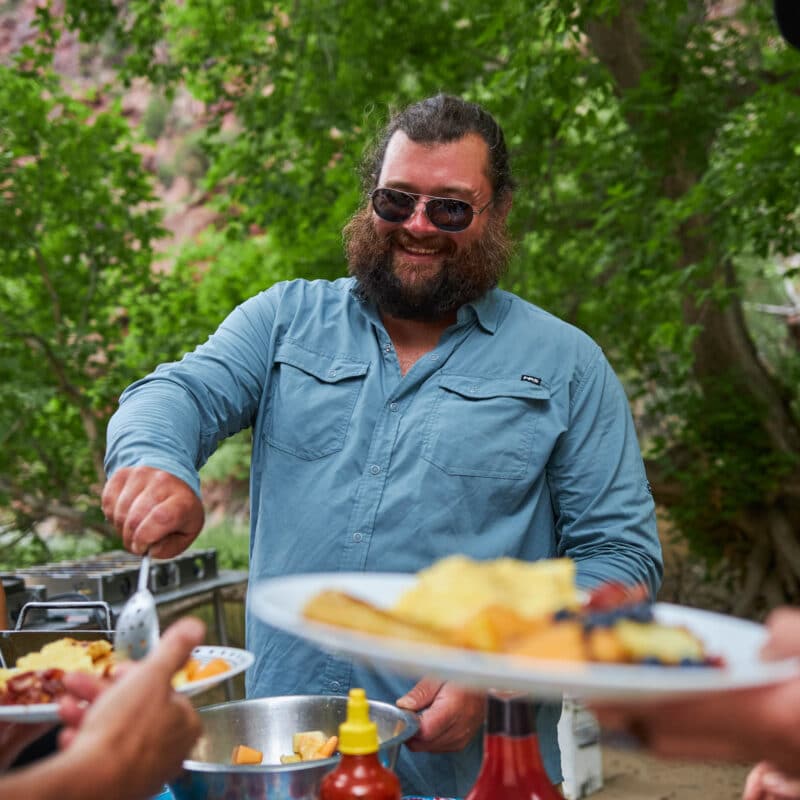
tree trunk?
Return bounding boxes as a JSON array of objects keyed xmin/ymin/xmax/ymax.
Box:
[{"xmin": 586, "ymin": 5, "xmax": 800, "ymax": 615}]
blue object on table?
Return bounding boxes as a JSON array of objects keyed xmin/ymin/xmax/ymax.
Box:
[{"xmin": 151, "ymin": 786, "xmax": 175, "ymax": 800}]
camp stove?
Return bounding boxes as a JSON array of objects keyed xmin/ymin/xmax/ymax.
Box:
[{"xmin": 14, "ymin": 549, "xmax": 218, "ymax": 607}]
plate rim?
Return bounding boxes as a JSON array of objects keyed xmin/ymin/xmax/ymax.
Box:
[
  {"xmin": 250, "ymin": 571, "xmax": 800, "ymax": 701},
  {"xmin": 0, "ymin": 644, "xmax": 256, "ymax": 720},
  {"xmin": 176, "ymin": 644, "xmax": 255, "ymax": 696}
]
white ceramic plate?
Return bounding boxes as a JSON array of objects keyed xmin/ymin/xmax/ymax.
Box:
[
  {"xmin": 250, "ymin": 572, "xmax": 800, "ymax": 702},
  {"xmin": 177, "ymin": 645, "xmax": 254, "ymax": 697},
  {"xmin": 0, "ymin": 700, "xmax": 61, "ymax": 724},
  {"xmin": 0, "ymin": 645, "xmax": 254, "ymax": 723}
]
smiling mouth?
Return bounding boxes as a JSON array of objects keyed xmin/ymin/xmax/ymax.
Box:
[
  {"xmin": 394, "ymin": 235, "xmax": 451, "ymax": 259},
  {"xmin": 400, "ymin": 244, "xmax": 441, "ymax": 256}
]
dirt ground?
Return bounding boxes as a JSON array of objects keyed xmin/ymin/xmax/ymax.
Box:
[{"xmin": 590, "ymin": 746, "xmax": 751, "ymax": 800}]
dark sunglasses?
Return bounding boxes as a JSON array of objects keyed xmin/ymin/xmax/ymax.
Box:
[{"xmin": 370, "ymin": 187, "xmax": 491, "ymax": 232}]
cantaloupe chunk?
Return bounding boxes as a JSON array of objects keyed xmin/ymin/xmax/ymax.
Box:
[
  {"xmin": 292, "ymin": 730, "xmax": 327, "ymax": 760},
  {"xmin": 192, "ymin": 658, "xmax": 230, "ymax": 680},
  {"xmin": 317, "ymin": 735, "xmax": 338, "ymax": 758},
  {"xmin": 232, "ymin": 744, "xmax": 263, "ymax": 765}
]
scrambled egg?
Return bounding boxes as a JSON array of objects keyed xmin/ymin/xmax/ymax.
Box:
[
  {"xmin": 16, "ymin": 638, "xmax": 114, "ymax": 675},
  {"xmin": 0, "ymin": 638, "xmax": 115, "ymax": 694},
  {"xmin": 391, "ymin": 555, "xmax": 580, "ymax": 629}
]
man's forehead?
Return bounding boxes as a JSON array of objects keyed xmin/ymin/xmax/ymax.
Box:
[{"xmin": 379, "ymin": 131, "xmax": 491, "ymax": 193}]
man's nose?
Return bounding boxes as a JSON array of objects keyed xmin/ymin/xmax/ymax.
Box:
[{"xmin": 402, "ymin": 199, "xmax": 439, "ymax": 234}]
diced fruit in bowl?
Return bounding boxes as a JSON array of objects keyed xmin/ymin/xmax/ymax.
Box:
[{"xmin": 231, "ymin": 744, "xmax": 263, "ymax": 765}]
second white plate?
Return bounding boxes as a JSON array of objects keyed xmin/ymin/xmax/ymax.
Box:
[
  {"xmin": 250, "ymin": 572, "xmax": 800, "ymax": 702},
  {"xmin": 0, "ymin": 644, "xmax": 254, "ymax": 722}
]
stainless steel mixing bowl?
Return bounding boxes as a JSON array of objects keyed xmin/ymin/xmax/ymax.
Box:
[{"xmin": 169, "ymin": 694, "xmax": 420, "ymax": 800}]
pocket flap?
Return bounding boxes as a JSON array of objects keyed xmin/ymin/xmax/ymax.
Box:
[
  {"xmin": 438, "ymin": 374, "xmax": 551, "ymax": 401},
  {"xmin": 274, "ymin": 340, "xmax": 370, "ymax": 383}
]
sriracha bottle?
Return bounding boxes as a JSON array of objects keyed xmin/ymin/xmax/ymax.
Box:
[
  {"xmin": 320, "ymin": 688, "xmax": 402, "ymax": 800},
  {"xmin": 464, "ymin": 693, "xmax": 562, "ymax": 800}
]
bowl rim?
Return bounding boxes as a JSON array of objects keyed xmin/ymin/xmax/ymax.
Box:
[{"xmin": 181, "ymin": 694, "xmax": 420, "ymax": 772}]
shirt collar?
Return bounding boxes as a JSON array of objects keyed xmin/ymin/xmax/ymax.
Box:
[{"xmin": 458, "ymin": 288, "xmax": 501, "ymax": 334}]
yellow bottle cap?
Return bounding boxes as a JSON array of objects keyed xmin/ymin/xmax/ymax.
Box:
[{"xmin": 338, "ymin": 688, "xmax": 379, "ymax": 755}]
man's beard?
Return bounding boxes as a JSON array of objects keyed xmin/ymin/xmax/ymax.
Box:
[{"xmin": 343, "ymin": 206, "xmax": 514, "ymax": 321}]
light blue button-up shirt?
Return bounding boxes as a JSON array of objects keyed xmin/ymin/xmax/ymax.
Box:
[{"xmin": 106, "ymin": 277, "xmax": 661, "ymax": 797}]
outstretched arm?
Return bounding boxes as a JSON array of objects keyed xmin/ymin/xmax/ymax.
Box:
[
  {"xmin": 0, "ymin": 617, "xmax": 205, "ymax": 800},
  {"xmin": 593, "ymin": 608, "xmax": 800, "ymax": 778}
]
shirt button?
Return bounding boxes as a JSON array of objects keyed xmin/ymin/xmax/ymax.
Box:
[
  {"xmin": 389, "ymin": 402, "xmax": 398, "ymax": 412},
  {"xmin": 470, "ymin": 385, "xmax": 478, "ymax": 393},
  {"xmin": 328, "ymin": 369, "xmax": 337, "ymax": 377},
  {"xmin": 330, "ymin": 681, "xmax": 341, "ymax": 692},
  {"xmin": 352, "ymin": 531, "xmax": 363, "ymax": 542},
  {"xmin": 369, "ymin": 464, "xmax": 381, "ymax": 475},
  {"xmin": 430, "ymin": 353, "xmax": 440, "ymax": 361},
  {"xmin": 384, "ymin": 344, "xmax": 392, "ymax": 353}
]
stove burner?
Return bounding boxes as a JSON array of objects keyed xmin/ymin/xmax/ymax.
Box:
[{"xmin": 14, "ymin": 549, "xmax": 218, "ymax": 606}]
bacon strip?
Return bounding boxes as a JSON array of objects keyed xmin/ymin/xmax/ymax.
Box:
[{"xmin": 0, "ymin": 669, "xmax": 67, "ymax": 705}]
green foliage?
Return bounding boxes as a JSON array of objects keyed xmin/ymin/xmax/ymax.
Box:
[
  {"xmin": 4, "ymin": 0, "xmax": 800, "ymax": 582},
  {"xmin": 0, "ymin": 14, "xmax": 202, "ymax": 546},
  {"xmin": 191, "ymin": 519, "xmax": 249, "ymax": 570},
  {"xmin": 142, "ymin": 92, "xmax": 170, "ymax": 140},
  {"xmin": 172, "ymin": 129, "xmax": 210, "ymax": 187},
  {"xmin": 650, "ymin": 380, "xmax": 797, "ymax": 562},
  {"xmin": 200, "ymin": 430, "xmax": 252, "ymax": 484}
]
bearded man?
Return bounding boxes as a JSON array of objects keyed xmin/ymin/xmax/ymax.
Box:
[{"xmin": 103, "ymin": 94, "xmax": 662, "ymax": 797}]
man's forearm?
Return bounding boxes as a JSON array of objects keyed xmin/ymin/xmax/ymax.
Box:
[
  {"xmin": 0, "ymin": 747, "xmax": 162, "ymax": 800},
  {"xmin": 1, "ymin": 751, "xmax": 95, "ymax": 800}
]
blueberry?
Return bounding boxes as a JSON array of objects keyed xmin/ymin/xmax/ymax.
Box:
[
  {"xmin": 618, "ymin": 603, "xmax": 654, "ymax": 623},
  {"xmin": 554, "ymin": 608, "xmax": 576, "ymax": 621}
]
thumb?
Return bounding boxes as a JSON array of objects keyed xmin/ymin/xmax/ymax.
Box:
[
  {"xmin": 396, "ymin": 676, "xmax": 444, "ymax": 710},
  {"xmin": 144, "ymin": 616, "xmax": 207, "ymax": 680}
]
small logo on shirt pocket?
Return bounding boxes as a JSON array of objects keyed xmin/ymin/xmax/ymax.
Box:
[{"xmin": 520, "ymin": 374, "xmax": 541, "ymax": 385}]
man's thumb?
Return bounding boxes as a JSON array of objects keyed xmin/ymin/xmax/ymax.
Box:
[{"xmin": 396, "ymin": 677, "xmax": 443, "ymax": 710}]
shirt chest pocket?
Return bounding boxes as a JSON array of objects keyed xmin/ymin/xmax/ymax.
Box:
[
  {"xmin": 265, "ymin": 340, "xmax": 370, "ymax": 460},
  {"xmin": 422, "ymin": 375, "xmax": 551, "ymax": 479}
]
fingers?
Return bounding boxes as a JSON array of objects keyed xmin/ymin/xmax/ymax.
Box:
[
  {"xmin": 144, "ymin": 617, "xmax": 206, "ymax": 680},
  {"xmin": 400, "ymin": 683, "xmax": 485, "ymax": 752},
  {"xmin": 396, "ymin": 676, "xmax": 444, "ymax": 711},
  {"xmin": 0, "ymin": 721, "xmax": 54, "ymax": 770},
  {"xmin": 61, "ymin": 672, "xmax": 106, "ymax": 704},
  {"xmin": 743, "ymin": 762, "xmax": 800, "ymax": 800},
  {"xmin": 58, "ymin": 694, "xmax": 90, "ymax": 729},
  {"xmin": 762, "ymin": 608, "xmax": 800, "ymax": 660},
  {"xmin": 57, "ymin": 726, "xmax": 78, "ymax": 751},
  {"xmin": 102, "ymin": 467, "xmax": 203, "ymax": 555}
]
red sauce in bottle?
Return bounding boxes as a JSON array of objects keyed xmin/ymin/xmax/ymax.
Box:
[
  {"xmin": 320, "ymin": 688, "xmax": 402, "ymax": 800},
  {"xmin": 465, "ymin": 694, "xmax": 562, "ymax": 800}
]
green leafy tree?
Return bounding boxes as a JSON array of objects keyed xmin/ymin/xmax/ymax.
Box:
[
  {"xmin": 5, "ymin": 1, "xmax": 800, "ymax": 612},
  {"xmin": 0, "ymin": 8, "xmax": 200, "ymax": 556}
]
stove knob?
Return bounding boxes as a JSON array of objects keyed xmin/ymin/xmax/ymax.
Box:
[{"xmin": 192, "ymin": 557, "xmax": 206, "ymax": 581}]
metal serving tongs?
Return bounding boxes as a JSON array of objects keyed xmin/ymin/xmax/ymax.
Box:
[{"xmin": 113, "ymin": 549, "xmax": 159, "ymax": 661}]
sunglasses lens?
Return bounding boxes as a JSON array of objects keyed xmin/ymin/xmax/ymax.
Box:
[
  {"xmin": 372, "ymin": 188, "xmax": 415, "ymax": 223},
  {"xmin": 371, "ymin": 188, "xmax": 475, "ymax": 231},
  {"xmin": 427, "ymin": 198, "xmax": 473, "ymax": 232}
]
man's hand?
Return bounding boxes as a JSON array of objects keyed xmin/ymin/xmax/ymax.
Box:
[
  {"xmin": 56, "ymin": 618, "xmax": 205, "ymax": 800},
  {"xmin": 743, "ymin": 762, "xmax": 800, "ymax": 800},
  {"xmin": 396, "ymin": 678, "xmax": 486, "ymax": 752},
  {"xmin": 0, "ymin": 721, "xmax": 54, "ymax": 772},
  {"xmin": 102, "ymin": 466, "xmax": 204, "ymax": 558}
]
